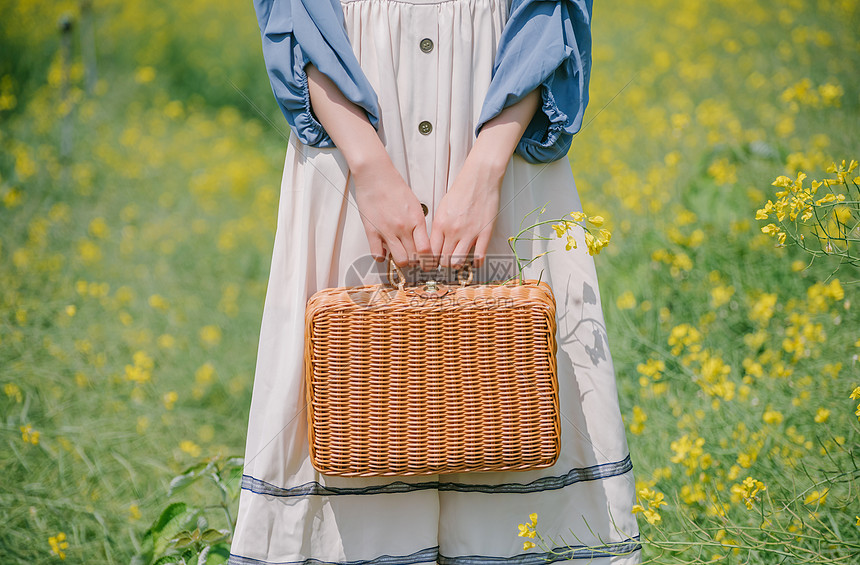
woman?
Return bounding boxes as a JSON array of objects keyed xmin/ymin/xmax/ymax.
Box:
[{"xmin": 229, "ymin": 1, "xmax": 641, "ymax": 563}]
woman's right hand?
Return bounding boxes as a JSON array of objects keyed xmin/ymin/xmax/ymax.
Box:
[
  {"xmin": 304, "ymin": 63, "xmax": 430, "ymax": 269},
  {"xmin": 351, "ymin": 155, "xmax": 432, "ymax": 269}
]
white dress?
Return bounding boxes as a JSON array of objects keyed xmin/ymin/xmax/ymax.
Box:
[{"xmin": 228, "ymin": 0, "xmax": 641, "ymax": 563}]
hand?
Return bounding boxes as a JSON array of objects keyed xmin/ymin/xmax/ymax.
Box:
[
  {"xmin": 352, "ymin": 156, "xmax": 432, "ymax": 268},
  {"xmin": 303, "ymin": 63, "xmax": 431, "ymax": 269},
  {"xmin": 428, "ymin": 146, "xmax": 506, "ymax": 270},
  {"xmin": 429, "ymin": 88, "xmax": 541, "ymax": 271}
]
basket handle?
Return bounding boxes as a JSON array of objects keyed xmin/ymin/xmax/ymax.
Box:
[
  {"xmin": 386, "ymin": 258, "xmax": 406, "ymax": 291},
  {"xmin": 385, "ymin": 257, "xmax": 475, "ymax": 288}
]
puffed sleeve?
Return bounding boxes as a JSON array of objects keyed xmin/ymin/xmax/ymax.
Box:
[
  {"xmin": 474, "ymin": 0, "xmax": 592, "ymax": 164},
  {"xmin": 253, "ymin": 0, "xmax": 381, "ymax": 147}
]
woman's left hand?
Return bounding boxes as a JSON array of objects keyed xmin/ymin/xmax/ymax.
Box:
[
  {"xmin": 428, "ymin": 145, "xmax": 507, "ymax": 271},
  {"xmin": 427, "ymin": 87, "xmax": 541, "ymax": 272}
]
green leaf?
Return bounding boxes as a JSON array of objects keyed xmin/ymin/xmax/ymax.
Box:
[
  {"xmin": 175, "ymin": 460, "xmax": 210, "ymax": 478},
  {"xmin": 201, "ymin": 529, "xmax": 229, "ymax": 544},
  {"xmin": 168, "ymin": 473, "xmax": 202, "ymax": 497},
  {"xmin": 153, "ymin": 505, "xmax": 202, "ymax": 557},
  {"xmin": 151, "ymin": 503, "xmax": 188, "ymax": 536},
  {"xmin": 167, "ymin": 531, "xmax": 195, "ymax": 550},
  {"xmin": 168, "ymin": 459, "xmax": 217, "ymax": 497}
]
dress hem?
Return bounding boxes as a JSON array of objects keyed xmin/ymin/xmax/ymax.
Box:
[{"xmin": 240, "ymin": 454, "xmax": 633, "ymax": 497}]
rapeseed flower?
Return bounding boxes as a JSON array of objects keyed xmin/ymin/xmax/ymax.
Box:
[
  {"xmin": 803, "ymin": 489, "xmax": 828, "ymax": 506},
  {"xmin": 48, "ymin": 532, "xmax": 68, "ymax": 560},
  {"xmin": 20, "ymin": 423, "xmax": 40, "ymax": 445},
  {"xmin": 762, "ymin": 408, "xmax": 784, "ymax": 425},
  {"xmin": 517, "ymin": 513, "xmax": 538, "ymax": 550},
  {"xmin": 731, "ymin": 477, "xmax": 767, "ymax": 509},
  {"xmin": 632, "ymin": 487, "xmax": 666, "ymax": 525}
]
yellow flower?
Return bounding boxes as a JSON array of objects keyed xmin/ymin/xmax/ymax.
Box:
[
  {"xmin": 565, "ymin": 235, "xmax": 577, "ymax": 251},
  {"xmin": 128, "ymin": 504, "xmax": 141, "ymax": 521},
  {"xmin": 772, "ymin": 175, "xmax": 792, "ymax": 188},
  {"xmin": 148, "ymin": 294, "xmax": 170, "ymax": 311},
  {"xmin": 760, "ymin": 223, "xmax": 780, "ymax": 236},
  {"xmin": 813, "ymin": 408, "xmax": 830, "ymax": 423},
  {"xmin": 570, "ymin": 211, "xmax": 587, "ymax": 222},
  {"xmin": 803, "ymin": 489, "xmax": 828, "ymax": 506},
  {"xmin": 815, "ymin": 193, "xmax": 837, "ymax": 205},
  {"xmin": 200, "ymin": 324, "xmax": 222, "ymax": 347},
  {"xmin": 48, "ymin": 532, "xmax": 69, "ymax": 559},
  {"xmin": 587, "ymin": 215, "xmax": 604, "ymax": 226},
  {"xmin": 731, "ymin": 477, "xmax": 767, "ymax": 509},
  {"xmin": 163, "ymin": 391, "xmax": 178, "ymax": 410},
  {"xmin": 88, "ymin": 217, "xmax": 110, "ymax": 239},
  {"xmin": 710, "ymin": 285, "xmax": 735, "ymax": 308},
  {"xmin": 76, "ymin": 238, "xmax": 102, "ymax": 264},
  {"xmin": 157, "ymin": 334, "xmax": 176, "ymax": 349},
  {"xmin": 180, "ymin": 440, "xmax": 202, "ymax": 457},
  {"xmin": 134, "ymin": 66, "xmax": 156, "ymax": 84},
  {"xmin": 195, "ymin": 362, "xmax": 216, "ymax": 385},
  {"xmin": 584, "ymin": 232, "xmax": 596, "ymax": 252},
  {"xmin": 850, "ymin": 386, "xmax": 860, "ymax": 400},
  {"xmin": 642, "ymin": 508, "xmax": 662, "ymax": 524},
  {"xmin": 125, "ymin": 351, "xmax": 154, "ymax": 384},
  {"xmin": 584, "ymin": 231, "xmax": 610, "ymax": 255},
  {"xmin": 632, "ymin": 487, "xmax": 666, "ymax": 524},
  {"xmin": 20, "ymin": 423, "xmax": 40, "ymax": 445},
  {"xmin": 616, "ymin": 291, "xmax": 636, "ymax": 310},
  {"xmin": 629, "ymin": 405, "xmax": 647, "ymax": 435},
  {"xmin": 632, "ymin": 504, "xmax": 662, "ymax": 525},
  {"xmin": 756, "ymin": 200, "xmax": 774, "ymax": 219},
  {"xmin": 5, "ymin": 383, "xmax": 23, "ymax": 403},
  {"xmin": 517, "ymin": 512, "xmax": 539, "ymax": 548},
  {"xmin": 762, "ymin": 408, "xmax": 783, "ymax": 425}
]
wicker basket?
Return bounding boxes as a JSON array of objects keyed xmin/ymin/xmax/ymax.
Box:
[{"xmin": 304, "ymin": 258, "xmax": 560, "ymax": 477}]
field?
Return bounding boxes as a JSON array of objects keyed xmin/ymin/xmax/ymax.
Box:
[{"xmin": 1, "ymin": 0, "xmax": 858, "ymax": 563}]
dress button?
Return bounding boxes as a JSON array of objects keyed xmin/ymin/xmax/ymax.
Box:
[
  {"xmin": 418, "ymin": 120, "xmax": 432, "ymax": 135},
  {"xmin": 420, "ymin": 38, "xmax": 434, "ymax": 53},
  {"xmin": 420, "ymin": 202, "xmax": 429, "ymax": 216}
]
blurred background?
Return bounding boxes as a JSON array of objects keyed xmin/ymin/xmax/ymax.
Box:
[{"xmin": 1, "ymin": 0, "xmax": 857, "ymax": 563}]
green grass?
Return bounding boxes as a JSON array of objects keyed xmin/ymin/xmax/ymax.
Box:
[{"xmin": 1, "ymin": 0, "xmax": 858, "ymax": 563}]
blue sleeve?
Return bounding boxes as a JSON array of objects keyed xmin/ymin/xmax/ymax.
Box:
[
  {"xmin": 253, "ymin": 0, "xmax": 381, "ymax": 147},
  {"xmin": 474, "ymin": 0, "xmax": 593, "ymax": 164}
]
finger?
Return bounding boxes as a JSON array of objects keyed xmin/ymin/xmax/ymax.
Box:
[
  {"xmin": 472, "ymin": 228, "xmax": 493, "ymax": 269},
  {"xmin": 385, "ymin": 237, "xmax": 410, "ymax": 269},
  {"xmin": 366, "ymin": 232, "xmax": 386, "ymax": 262},
  {"xmin": 429, "ymin": 221, "xmax": 445, "ymax": 268},
  {"xmin": 412, "ymin": 223, "xmax": 433, "ymax": 271},
  {"xmin": 439, "ymin": 235, "xmax": 460, "ymax": 269},
  {"xmin": 398, "ymin": 226, "xmax": 420, "ymax": 269},
  {"xmin": 450, "ymin": 236, "xmax": 476, "ymax": 270}
]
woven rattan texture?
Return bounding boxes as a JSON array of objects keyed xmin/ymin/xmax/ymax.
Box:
[{"xmin": 304, "ymin": 279, "xmax": 560, "ymax": 477}]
